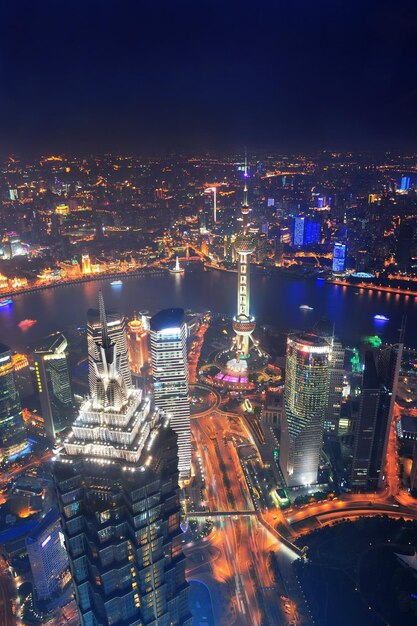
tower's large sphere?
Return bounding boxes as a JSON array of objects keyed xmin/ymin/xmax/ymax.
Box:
[{"xmin": 234, "ymin": 232, "xmax": 256, "ymax": 254}]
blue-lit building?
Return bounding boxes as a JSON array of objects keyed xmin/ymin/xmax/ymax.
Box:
[
  {"xmin": 150, "ymin": 308, "xmax": 191, "ymax": 481},
  {"xmin": 332, "ymin": 241, "xmax": 347, "ymax": 273},
  {"xmin": 26, "ymin": 506, "xmax": 69, "ymax": 601},
  {"xmin": 0, "ymin": 343, "xmax": 28, "ymax": 461},
  {"xmin": 292, "ymin": 217, "xmax": 320, "ymax": 246},
  {"xmin": 400, "ymin": 176, "xmax": 411, "ymax": 191}
]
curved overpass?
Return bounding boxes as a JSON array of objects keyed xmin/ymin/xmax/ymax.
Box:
[{"xmin": 287, "ymin": 501, "xmax": 417, "ymax": 531}]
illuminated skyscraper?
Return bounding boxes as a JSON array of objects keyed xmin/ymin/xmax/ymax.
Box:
[
  {"xmin": 127, "ymin": 314, "xmax": 150, "ymax": 375},
  {"xmin": 399, "ymin": 175, "xmax": 411, "ymax": 191},
  {"xmin": 314, "ymin": 319, "xmax": 345, "ymax": 434},
  {"xmin": 332, "ymin": 241, "xmax": 347, "ymax": 274},
  {"xmin": 81, "ymin": 253, "xmax": 92, "ymax": 274},
  {"xmin": 351, "ymin": 343, "xmax": 402, "ymax": 490},
  {"xmin": 292, "ymin": 217, "xmax": 320, "ymax": 246},
  {"xmin": 33, "ymin": 333, "xmax": 74, "ymax": 442},
  {"xmin": 53, "ymin": 298, "xmax": 191, "ymax": 626},
  {"xmin": 150, "ymin": 308, "xmax": 191, "ymax": 481},
  {"xmin": 0, "ymin": 343, "xmax": 28, "ymax": 461},
  {"xmin": 26, "ymin": 506, "xmax": 69, "ymax": 601},
  {"xmin": 280, "ymin": 333, "xmax": 330, "ymax": 486},
  {"xmin": 87, "ymin": 299, "xmax": 131, "ymax": 395}
]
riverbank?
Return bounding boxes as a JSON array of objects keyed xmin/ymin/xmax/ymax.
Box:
[
  {"xmin": 0, "ymin": 267, "xmax": 169, "ymax": 299},
  {"xmin": 204, "ymin": 263, "xmax": 417, "ymax": 298}
]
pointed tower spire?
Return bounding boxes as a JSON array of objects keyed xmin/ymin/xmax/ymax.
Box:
[
  {"xmin": 98, "ymin": 290, "xmax": 115, "ymax": 367},
  {"xmin": 98, "ymin": 291, "xmax": 110, "ymax": 348},
  {"xmin": 243, "ymin": 150, "xmax": 248, "ymax": 207},
  {"xmin": 241, "ymin": 151, "xmax": 250, "ymax": 218}
]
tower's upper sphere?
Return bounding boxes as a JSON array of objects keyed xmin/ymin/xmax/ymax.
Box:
[
  {"xmin": 241, "ymin": 204, "xmax": 250, "ymax": 216},
  {"xmin": 234, "ymin": 232, "xmax": 256, "ymax": 254}
]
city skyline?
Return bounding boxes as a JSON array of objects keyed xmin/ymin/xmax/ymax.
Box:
[{"xmin": 1, "ymin": 2, "xmax": 417, "ymax": 622}]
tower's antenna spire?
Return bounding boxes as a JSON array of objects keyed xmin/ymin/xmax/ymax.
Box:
[
  {"xmin": 243, "ymin": 149, "xmax": 248, "ymax": 207},
  {"xmin": 98, "ymin": 291, "xmax": 110, "ymax": 348}
]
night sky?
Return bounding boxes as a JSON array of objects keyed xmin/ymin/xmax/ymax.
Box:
[{"xmin": 1, "ymin": 0, "xmax": 417, "ymax": 154}]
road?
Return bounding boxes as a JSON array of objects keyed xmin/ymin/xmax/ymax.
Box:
[
  {"xmin": 0, "ymin": 450, "xmax": 53, "ymax": 486},
  {"xmin": 188, "ymin": 411, "xmax": 304, "ymax": 625}
]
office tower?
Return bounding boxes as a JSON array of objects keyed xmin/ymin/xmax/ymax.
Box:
[
  {"xmin": 396, "ymin": 223, "xmax": 414, "ymax": 273},
  {"xmin": 257, "ymin": 232, "xmax": 268, "ymax": 263},
  {"xmin": 314, "ymin": 319, "xmax": 345, "ymax": 434},
  {"xmin": 292, "ymin": 217, "xmax": 320, "ymax": 246},
  {"xmin": 53, "ymin": 299, "xmax": 191, "ymax": 626},
  {"xmin": 26, "ymin": 506, "xmax": 69, "ymax": 601},
  {"xmin": 87, "ymin": 297, "xmax": 131, "ymax": 395},
  {"xmin": 292, "ymin": 217, "xmax": 305, "ymax": 246},
  {"xmin": 0, "ymin": 343, "xmax": 28, "ymax": 461},
  {"xmin": 332, "ymin": 241, "xmax": 347, "ymax": 274},
  {"xmin": 127, "ymin": 314, "xmax": 150, "ymax": 375},
  {"xmin": 351, "ymin": 343, "xmax": 402, "ymax": 491},
  {"xmin": 81, "ymin": 253, "xmax": 92, "ymax": 274},
  {"xmin": 399, "ymin": 175, "xmax": 411, "ymax": 191},
  {"xmin": 12, "ymin": 353, "xmax": 34, "ymax": 399},
  {"xmin": 150, "ymin": 308, "xmax": 191, "ymax": 481},
  {"xmin": 280, "ymin": 332, "xmax": 330, "ymax": 486},
  {"xmin": 33, "ymin": 333, "xmax": 74, "ymax": 442},
  {"xmin": 355, "ymin": 249, "xmax": 370, "ymax": 273}
]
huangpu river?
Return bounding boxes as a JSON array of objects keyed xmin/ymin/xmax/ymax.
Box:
[{"xmin": 1, "ymin": 265, "xmax": 416, "ymax": 352}]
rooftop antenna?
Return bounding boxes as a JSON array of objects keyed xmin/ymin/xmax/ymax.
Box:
[{"xmin": 243, "ymin": 149, "xmax": 248, "ymax": 207}]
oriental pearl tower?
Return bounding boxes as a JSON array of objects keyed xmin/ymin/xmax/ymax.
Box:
[{"xmin": 229, "ymin": 171, "xmax": 257, "ymax": 368}]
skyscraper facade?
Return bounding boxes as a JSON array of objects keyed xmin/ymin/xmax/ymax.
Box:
[
  {"xmin": 87, "ymin": 304, "xmax": 131, "ymax": 395},
  {"xmin": 280, "ymin": 332, "xmax": 330, "ymax": 486},
  {"xmin": 33, "ymin": 333, "xmax": 74, "ymax": 441},
  {"xmin": 332, "ymin": 241, "xmax": 347, "ymax": 274},
  {"xmin": 53, "ymin": 298, "xmax": 191, "ymax": 626},
  {"xmin": 150, "ymin": 308, "xmax": 191, "ymax": 481},
  {"xmin": 127, "ymin": 315, "xmax": 150, "ymax": 375},
  {"xmin": 26, "ymin": 506, "xmax": 69, "ymax": 601},
  {"xmin": 313, "ymin": 319, "xmax": 345, "ymax": 434},
  {"xmin": 351, "ymin": 344, "xmax": 402, "ymax": 490},
  {"xmin": 0, "ymin": 343, "xmax": 28, "ymax": 461},
  {"xmin": 292, "ymin": 217, "xmax": 320, "ymax": 246}
]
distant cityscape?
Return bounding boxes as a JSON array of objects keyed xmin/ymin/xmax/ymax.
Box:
[{"xmin": 0, "ymin": 151, "xmax": 417, "ymax": 626}]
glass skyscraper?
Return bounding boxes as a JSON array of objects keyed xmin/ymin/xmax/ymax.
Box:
[
  {"xmin": 351, "ymin": 343, "xmax": 402, "ymax": 490},
  {"xmin": 280, "ymin": 332, "xmax": 330, "ymax": 486},
  {"xmin": 53, "ymin": 296, "xmax": 191, "ymax": 626},
  {"xmin": 150, "ymin": 309, "xmax": 191, "ymax": 481},
  {"xmin": 33, "ymin": 333, "xmax": 74, "ymax": 441},
  {"xmin": 332, "ymin": 241, "xmax": 347, "ymax": 274},
  {"xmin": 0, "ymin": 343, "xmax": 28, "ymax": 461}
]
